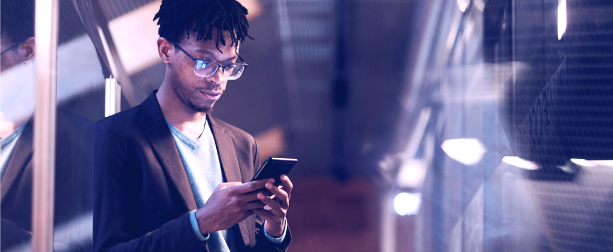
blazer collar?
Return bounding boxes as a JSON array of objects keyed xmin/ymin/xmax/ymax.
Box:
[
  {"xmin": 1, "ymin": 120, "xmax": 33, "ymax": 202},
  {"xmin": 0, "ymin": 112, "xmax": 71, "ymax": 203},
  {"xmin": 207, "ymin": 116, "xmax": 242, "ymax": 184}
]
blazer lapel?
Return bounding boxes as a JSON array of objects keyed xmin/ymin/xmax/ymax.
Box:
[
  {"xmin": 1, "ymin": 121, "xmax": 33, "ymax": 202},
  {"xmin": 208, "ymin": 116, "xmax": 252, "ymax": 246},
  {"xmin": 208, "ymin": 116, "xmax": 241, "ymax": 183},
  {"xmin": 142, "ymin": 93, "xmax": 197, "ymax": 211}
]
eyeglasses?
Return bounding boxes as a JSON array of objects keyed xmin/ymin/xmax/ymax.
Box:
[
  {"xmin": 173, "ymin": 43, "xmax": 248, "ymax": 80},
  {"xmin": 1, "ymin": 38, "xmax": 26, "ymax": 56}
]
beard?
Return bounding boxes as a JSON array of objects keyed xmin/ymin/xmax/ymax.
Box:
[{"xmin": 170, "ymin": 77, "xmax": 214, "ymax": 113}]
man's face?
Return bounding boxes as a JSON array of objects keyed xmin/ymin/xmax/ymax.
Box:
[
  {"xmin": 1, "ymin": 35, "xmax": 36, "ymax": 123},
  {"xmin": 168, "ymin": 30, "xmax": 239, "ymax": 113}
]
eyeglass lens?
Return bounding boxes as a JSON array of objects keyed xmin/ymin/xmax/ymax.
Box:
[{"xmin": 195, "ymin": 60, "xmax": 246, "ymax": 80}]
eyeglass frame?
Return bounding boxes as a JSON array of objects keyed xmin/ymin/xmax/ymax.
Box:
[
  {"xmin": 1, "ymin": 38, "xmax": 27, "ymax": 56},
  {"xmin": 172, "ymin": 43, "xmax": 248, "ymax": 80}
]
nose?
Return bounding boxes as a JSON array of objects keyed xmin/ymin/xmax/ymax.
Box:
[{"xmin": 207, "ymin": 66, "xmax": 228, "ymax": 86}]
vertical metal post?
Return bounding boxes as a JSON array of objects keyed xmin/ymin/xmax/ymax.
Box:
[
  {"xmin": 381, "ymin": 191, "xmax": 396, "ymax": 252},
  {"xmin": 33, "ymin": 0, "xmax": 59, "ymax": 251},
  {"xmin": 105, "ymin": 76, "xmax": 122, "ymax": 117}
]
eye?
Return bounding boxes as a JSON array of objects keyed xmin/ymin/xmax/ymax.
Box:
[{"xmin": 195, "ymin": 60, "xmax": 208, "ymax": 70}]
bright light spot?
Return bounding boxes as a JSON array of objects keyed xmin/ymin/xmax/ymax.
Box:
[
  {"xmin": 441, "ymin": 138, "xmax": 487, "ymax": 165},
  {"xmin": 457, "ymin": 0, "xmax": 470, "ymax": 12},
  {"xmin": 502, "ymin": 156, "xmax": 539, "ymax": 170},
  {"xmin": 459, "ymin": 3, "xmax": 468, "ymax": 12},
  {"xmin": 394, "ymin": 193, "xmax": 422, "ymax": 216},
  {"xmin": 570, "ymin": 158, "xmax": 595, "ymax": 167},
  {"xmin": 397, "ymin": 159, "xmax": 427, "ymax": 188},
  {"xmin": 558, "ymin": 0, "xmax": 567, "ymax": 40}
]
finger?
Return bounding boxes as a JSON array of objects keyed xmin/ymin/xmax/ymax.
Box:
[
  {"xmin": 265, "ymin": 183, "xmax": 289, "ymax": 208},
  {"xmin": 257, "ymin": 192, "xmax": 284, "ymax": 214},
  {"xmin": 252, "ymin": 208, "xmax": 281, "ymax": 222},
  {"xmin": 252, "ymin": 188, "xmax": 273, "ymax": 197},
  {"xmin": 279, "ymin": 175, "xmax": 293, "ymax": 196},
  {"xmin": 237, "ymin": 190, "xmax": 265, "ymax": 203},
  {"xmin": 235, "ymin": 179, "xmax": 272, "ymax": 193},
  {"xmin": 242, "ymin": 200, "xmax": 266, "ymax": 210}
]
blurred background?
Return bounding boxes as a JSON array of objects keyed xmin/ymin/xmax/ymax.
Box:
[{"xmin": 3, "ymin": 0, "xmax": 613, "ymax": 251}]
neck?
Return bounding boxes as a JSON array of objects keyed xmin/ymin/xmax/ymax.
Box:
[{"xmin": 157, "ymin": 82, "xmax": 207, "ymax": 140}]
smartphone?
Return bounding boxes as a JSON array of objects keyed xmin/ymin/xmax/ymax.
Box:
[{"xmin": 251, "ymin": 157, "xmax": 298, "ymax": 185}]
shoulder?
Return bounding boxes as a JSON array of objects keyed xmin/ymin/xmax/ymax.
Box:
[{"xmin": 95, "ymin": 105, "xmax": 143, "ymax": 136}]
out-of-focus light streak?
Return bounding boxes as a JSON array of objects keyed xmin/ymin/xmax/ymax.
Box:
[
  {"xmin": 457, "ymin": 0, "xmax": 470, "ymax": 13},
  {"xmin": 394, "ymin": 193, "xmax": 422, "ymax": 216},
  {"xmin": 569, "ymin": 159, "xmax": 613, "ymax": 167},
  {"xmin": 558, "ymin": 0, "xmax": 567, "ymax": 40},
  {"xmin": 570, "ymin": 158, "xmax": 595, "ymax": 167},
  {"xmin": 441, "ymin": 138, "xmax": 487, "ymax": 165},
  {"xmin": 502, "ymin": 156, "xmax": 539, "ymax": 170}
]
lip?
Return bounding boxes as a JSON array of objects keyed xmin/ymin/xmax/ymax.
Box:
[{"xmin": 200, "ymin": 90, "xmax": 222, "ymax": 99}]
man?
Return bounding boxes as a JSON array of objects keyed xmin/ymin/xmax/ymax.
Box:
[
  {"xmin": 1, "ymin": 0, "xmax": 94, "ymax": 251},
  {"xmin": 93, "ymin": 0, "xmax": 293, "ymax": 251}
]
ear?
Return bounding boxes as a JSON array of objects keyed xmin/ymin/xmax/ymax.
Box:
[
  {"xmin": 20, "ymin": 37, "xmax": 36, "ymax": 60},
  {"xmin": 157, "ymin": 37, "xmax": 173, "ymax": 64}
]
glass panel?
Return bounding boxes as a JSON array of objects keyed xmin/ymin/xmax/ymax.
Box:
[
  {"xmin": 390, "ymin": 0, "xmax": 613, "ymax": 251},
  {"xmin": 1, "ymin": 0, "xmax": 103, "ymax": 250}
]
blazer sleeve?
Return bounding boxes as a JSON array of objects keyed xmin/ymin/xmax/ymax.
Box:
[{"xmin": 93, "ymin": 120, "xmax": 204, "ymax": 252}]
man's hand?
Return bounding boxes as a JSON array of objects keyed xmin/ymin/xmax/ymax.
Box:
[
  {"xmin": 253, "ymin": 174, "xmax": 293, "ymax": 237},
  {"xmin": 195, "ymin": 179, "xmax": 273, "ymax": 235}
]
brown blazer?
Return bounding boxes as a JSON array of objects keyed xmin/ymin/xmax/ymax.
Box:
[{"xmin": 93, "ymin": 91, "xmax": 291, "ymax": 252}]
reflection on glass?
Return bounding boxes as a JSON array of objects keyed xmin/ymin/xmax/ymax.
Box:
[{"xmin": 1, "ymin": 0, "xmax": 100, "ymax": 251}]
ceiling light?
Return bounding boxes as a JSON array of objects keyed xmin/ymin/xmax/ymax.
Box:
[
  {"xmin": 558, "ymin": 0, "xmax": 567, "ymax": 40},
  {"xmin": 441, "ymin": 138, "xmax": 487, "ymax": 165},
  {"xmin": 394, "ymin": 193, "xmax": 422, "ymax": 216}
]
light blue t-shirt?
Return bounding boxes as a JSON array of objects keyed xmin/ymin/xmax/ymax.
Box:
[{"xmin": 0, "ymin": 124, "xmax": 26, "ymax": 180}]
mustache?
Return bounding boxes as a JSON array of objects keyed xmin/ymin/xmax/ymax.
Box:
[{"xmin": 196, "ymin": 85, "xmax": 223, "ymax": 92}]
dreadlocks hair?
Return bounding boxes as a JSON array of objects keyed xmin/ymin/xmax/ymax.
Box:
[{"xmin": 153, "ymin": 0, "xmax": 252, "ymax": 53}]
